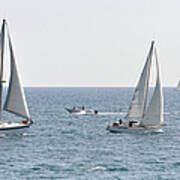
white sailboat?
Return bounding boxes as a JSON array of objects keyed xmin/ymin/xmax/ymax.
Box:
[
  {"xmin": 0, "ymin": 19, "xmax": 33, "ymax": 133},
  {"xmin": 107, "ymin": 41, "xmax": 164, "ymax": 133},
  {"xmin": 176, "ymin": 80, "xmax": 180, "ymax": 90}
]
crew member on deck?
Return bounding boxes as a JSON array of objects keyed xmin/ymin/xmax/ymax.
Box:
[{"xmin": 119, "ymin": 119, "xmax": 123, "ymax": 124}]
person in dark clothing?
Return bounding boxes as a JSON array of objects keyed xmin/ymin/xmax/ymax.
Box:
[
  {"xmin": 129, "ymin": 121, "xmax": 133, "ymax": 127},
  {"xmin": 119, "ymin": 119, "xmax": 123, "ymax": 124},
  {"xmin": 94, "ymin": 110, "xmax": 98, "ymax": 114}
]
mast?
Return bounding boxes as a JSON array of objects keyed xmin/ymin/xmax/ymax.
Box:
[{"xmin": 0, "ymin": 20, "xmax": 6, "ymax": 121}]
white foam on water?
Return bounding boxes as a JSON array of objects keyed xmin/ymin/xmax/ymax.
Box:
[
  {"xmin": 98, "ymin": 112, "xmax": 125, "ymax": 115},
  {"xmin": 88, "ymin": 166, "xmax": 107, "ymax": 171}
]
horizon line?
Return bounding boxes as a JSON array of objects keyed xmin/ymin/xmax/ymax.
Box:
[{"xmin": 20, "ymin": 85, "xmax": 176, "ymax": 88}]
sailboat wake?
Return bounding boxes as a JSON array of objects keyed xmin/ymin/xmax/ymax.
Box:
[{"xmin": 97, "ymin": 112, "xmax": 125, "ymax": 115}]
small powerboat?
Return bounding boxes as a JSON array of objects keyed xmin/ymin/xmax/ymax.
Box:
[{"xmin": 65, "ymin": 106, "xmax": 98, "ymax": 115}]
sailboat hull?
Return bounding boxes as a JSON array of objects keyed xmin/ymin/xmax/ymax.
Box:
[
  {"xmin": 106, "ymin": 124, "xmax": 163, "ymax": 133},
  {"xmin": 0, "ymin": 122, "xmax": 30, "ymax": 135}
]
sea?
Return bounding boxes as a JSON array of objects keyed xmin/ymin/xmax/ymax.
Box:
[{"xmin": 0, "ymin": 87, "xmax": 180, "ymax": 180}]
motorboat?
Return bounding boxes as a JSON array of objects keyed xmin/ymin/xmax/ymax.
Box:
[{"xmin": 65, "ymin": 106, "xmax": 98, "ymax": 115}]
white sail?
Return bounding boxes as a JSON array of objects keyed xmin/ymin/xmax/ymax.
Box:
[
  {"xmin": 3, "ymin": 25, "xmax": 30, "ymax": 119},
  {"xmin": 141, "ymin": 48, "xmax": 163, "ymax": 126},
  {"xmin": 126, "ymin": 41, "xmax": 154, "ymax": 118},
  {"xmin": 176, "ymin": 81, "xmax": 180, "ymax": 90}
]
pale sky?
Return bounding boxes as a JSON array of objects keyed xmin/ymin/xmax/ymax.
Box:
[{"xmin": 0, "ymin": 0, "xmax": 179, "ymax": 87}]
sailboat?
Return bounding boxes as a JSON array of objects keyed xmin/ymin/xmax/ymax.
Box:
[
  {"xmin": 0, "ymin": 19, "xmax": 33, "ymax": 133},
  {"xmin": 107, "ymin": 41, "xmax": 164, "ymax": 133},
  {"xmin": 176, "ymin": 80, "xmax": 180, "ymax": 90}
]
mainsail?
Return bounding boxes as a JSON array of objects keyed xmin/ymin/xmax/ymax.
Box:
[
  {"xmin": 3, "ymin": 22, "xmax": 30, "ymax": 119},
  {"xmin": 141, "ymin": 48, "xmax": 163, "ymax": 126},
  {"xmin": 126, "ymin": 41, "xmax": 154, "ymax": 119}
]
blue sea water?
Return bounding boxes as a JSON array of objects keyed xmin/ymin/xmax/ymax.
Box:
[{"xmin": 0, "ymin": 87, "xmax": 180, "ymax": 180}]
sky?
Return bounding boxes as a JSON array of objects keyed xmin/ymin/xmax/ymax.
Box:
[{"xmin": 0, "ymin": 0, "xmax": 179, "ymax": 87}]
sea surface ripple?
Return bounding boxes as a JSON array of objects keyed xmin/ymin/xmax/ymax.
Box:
[{"xmin": 0, "ymin": 87, "xmax": 179, "ymax": 180}]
